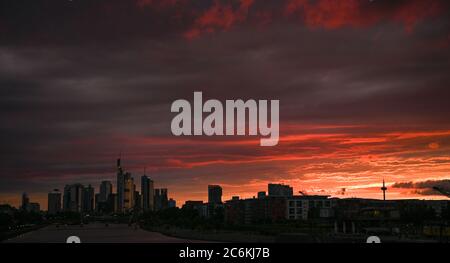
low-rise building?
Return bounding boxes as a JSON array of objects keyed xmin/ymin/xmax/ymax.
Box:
[{"xmin": 286, "ymin": 195, "xmax": 336, "ymax": 220}]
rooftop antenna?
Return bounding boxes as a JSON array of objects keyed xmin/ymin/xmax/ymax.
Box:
[{"xmin": 117, "ymin": 147, "xmax": 124, "ymax": 171}]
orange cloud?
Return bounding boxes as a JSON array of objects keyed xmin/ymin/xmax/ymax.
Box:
[{"xmin": 428, "ymin": 142, "xmax": 440, "ymax": 150}]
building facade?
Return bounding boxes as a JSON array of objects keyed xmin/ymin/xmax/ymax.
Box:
[
  {"xmin": 83, "ymin": 184, "xmax": 95, "ymax": 213},
  {"xmin": 99, "ymin": 181, "xmax": 112, "ymax": 203},
  {"xmin": 141, "ymin": 175, "xmax": 154, "ymax": 211},
  {"xmin": 268, "ymin": 184, "xmax": 293, "ymax": 197},
  {"xmin": 208, "ymin": 185, "xmax": 223, "ymax": 204},
  {"xmin": 48, "ymin": 190, "xmax": 62, "ymax": 215},
  {"xmin": 63, "ymin": 183, "xmax": 84, "ymax": 212}
]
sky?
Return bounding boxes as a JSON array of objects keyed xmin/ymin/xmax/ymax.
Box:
[{"xmin": 1, "ymin": 0, "xmax": 450, "ymax": 209}]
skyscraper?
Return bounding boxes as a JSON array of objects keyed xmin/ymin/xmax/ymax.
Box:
[
  {"xmin": 107, "ymin": 193, "xmax": 117, "ymax": 213},
  {"xmin": 48, "ymin": 189, "xmax": 61, "ymax": 215},
  {"xmin": 116, "ymin": 158, "xmax": 125, "ymax": 212},
  {"xmin": 123, "ymin": 173, "xmax": 134, "ymax": 211},
  {"xmin": 63, "ymin": 184, "xmax": 84, "ymax": 212},
  {"xmin": 116, "ymin": 158, "xmax": 136, "ymax": 213},
  {"xmin": 154, "ymin": 188, "xmax": 169, "ymax": 211},
  {"xmin": 160, "ymin": 188, "xmax": 168, "ymax": 209},
  {"xmin": 208, "ymin": 185, "xmax": 222, "ymax": 204},
  {"xmin": 99, "ymin": 181, "xmax": 112, "ymax": 203},
  {"xmin": 21, "ymin": 192, "xmax": 29, "ymax": 210},
  {"xmin": 83, "ymin": 184, "xmax": 95, "ymax": 212},
  {"xmin": 141, "ymin": 175, "xmax": 154, "ymax": 211},
  {"xmin": 95, "ymin": 193, "xmax": 102, "ymax": 212},
  {"xmin": 134, "ymin": 190, "xmax": 141, "ymax": 210}
]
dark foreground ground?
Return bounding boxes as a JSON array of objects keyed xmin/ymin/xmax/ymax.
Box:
[
  {"xmin": 3, "ymin": 223, "xmax": 444, "ymax": 243},
  {"xmin": 3, "ymin": 223, "xmax": 206, "ymax": 243}
]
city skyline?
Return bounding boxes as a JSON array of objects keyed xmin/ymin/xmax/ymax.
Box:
[
  {"xmin": 5, "ymin": 157, "xmax": 450, "ymax": 211},
  {"xmin": 2, "ymin": 155, "xmax": 450, "ymax": 210},
  {"xmin": 1, "ymin": 0, "xmax": 450, "ymax": 210}
]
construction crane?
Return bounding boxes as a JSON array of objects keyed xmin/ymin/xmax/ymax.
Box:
[{"xmin": 432, "ymin": 187, "xmax": 450, "ymax": 198}]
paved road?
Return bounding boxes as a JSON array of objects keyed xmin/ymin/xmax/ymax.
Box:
[{"xmin": 5, "ymin": 223, "xmax": 203, "ymax": 243}]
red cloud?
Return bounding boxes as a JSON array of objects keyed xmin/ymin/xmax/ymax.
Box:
[
  {"xmin": 285, "ymin": 0, "xmax": 443, "ymax": 32},
  {"xmin": 184, "ymin": 0, "xmax": 255, "ymax": 39},
  {"xmin": 182, "ymin": 0, "xmax": 446, "ymax": 39}
]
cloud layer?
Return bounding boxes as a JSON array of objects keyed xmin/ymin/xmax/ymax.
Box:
[{"xmin": 0, "ymin": 0, "xmax": 449, "ymax": 208}]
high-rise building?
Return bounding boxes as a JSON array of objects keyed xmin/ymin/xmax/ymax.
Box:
[
  {"xmin": 63, "ymin": 184, "xmax": 84, "ymax": 212},
  {"xmin": 95, "ymin": 193, "xmax": 103, "ymax": 212},
  {"xmin": 154, "ymin": 189, "xmax": 161, "ymax": 211},
  {"xmin": 154, "ymin": 188, "xmax": 169, "ymax": 211},
  {"xmin": 208, "ymin": 185, "xmax": 223, "ymax": 204},
  {"xmin": 268, "ymin": 184, "xmax": 293, "ymax": 197},
  {"xmin": 83, "ymin": 184, "xmax": 95, "ymax": 213},
  {"xmin": 48, "ymin": 189, "xmax": 61, "ymax": 215},
  {"xmin": 21, "ymin": 192, "xmax": 40, "ymax": 213},
  {"xmin": 116, "ymin": 158, "xmax": 135, "ymax": 213},
  {"xmin": 99, "ymin": 181, "xmax": 112, "ymax": 203},
  {"xmin": 116, "ymin": 158, "xmax": 125, "ymax": 212},
  {"xmin": 134, "ymin": 191, "xmax": 141, "ymax": 210},
  {"xmin": 141, "ymin": 175, "xmax": 154, "ymax": 211},
  {"xmin": 123, "ymin": 173, "xmax": 134, "ymax": 211},
  {"xmin": 21, "ymin": 192, "xmax": 29, "ymax": 210},
  {"xmin": 107, "ymin": 193, "xmax": 117, "ymax": 213}
]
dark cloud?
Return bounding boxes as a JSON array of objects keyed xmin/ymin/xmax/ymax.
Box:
[
  {"xmin": 393, "ymin": 179, "xmax": 450, "ymax": 189},
  {"xmin": 1, "ymin": 0, "xmax": 449, "ymax": 45},
  {"xmin": 1, "ymin": 0, "xmax": 450, "ymax": 207},
  {"xmin": 393, "ymin": 179, "xmax": 450, "ymax": 196}
]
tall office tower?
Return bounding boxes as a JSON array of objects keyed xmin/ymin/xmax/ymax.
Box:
[
  {"xmin": 63, "ymin": 185, "xmax": 69, "ymax": 211},
  {"xmin": 208, "ymin": 185, "xmax": 223, "ymax": 204},
  {"xmin": 63, "ymin": 184, "xmax": 84, "ymax": 212},
  {"xmin": 21, "ymin": 192, "xmax": 29, "ymax": 210},
  {"xmin": 107, "ymin": 193, "xmax": 117, "ymax": 213},
  {"xmin": 141, "ymin": 175, "xmax": 154, "ymax": 211},
  {"xmin": 123, "ymin": 173, "xmax": 134, "ymax": 211},
  {"xmin": 83, "ymin": 184, "xmax": 95, "ymax": 212},
  {"xmin": 268, "ymin": 183, "xmax": 293, "ymax": 197},
  {"xmin": 116, "ymin": 158, "xmax": 125, "ymax": 212},
  {"xmin": 134, "ymin": 191, "xmax": 141, "ymax": 210},
  {"xmin": 99, "ymin": 181, "xmax": 112, "ymax": 203},
  {"xmin": 160, "ymin": 188, "xmax": 168, "ymax": 209},
  {"xmin": 154, "ymin": 188, "xmax": 168, "ymax": 211},
  {"xmin": 154, "ymin": 189, "xmax": 161, "ymax": 211},
  {"xmin": 48, "ymin": 189, "xmax": 62, "ymax": 215},
  {"xmin": 94, "ymin": 193, "xmax": 102, "ymax": 212}
]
